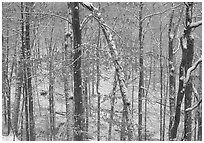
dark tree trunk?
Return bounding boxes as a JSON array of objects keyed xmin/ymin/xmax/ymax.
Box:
[
  {"xmin": 183, "ymin": 3, "xmax": 195, "ymax": 141},
  {"xmin": 71, "ymin": 2, "xmax": 84, "ymax": 141},
  {"xmin": 25, "ymin": 2, "xmax": 35, "ymax": 140},
  {"xmin": 170, "ymin": 3, "xmax": 197, "ymax": 141},
  {"xmin": 138, "ymin": 2, "xmax": 144, "ymax": 141},
  {"xmin": 21, "ymin": 2, "xmax": 29, "ymax": 140}
]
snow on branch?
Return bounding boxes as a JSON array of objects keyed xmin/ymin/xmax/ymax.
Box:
[
  {"xmin": 184, "ymin": 57, "xmax": 202, "ymax": 86},
  {"xmin": 189, "ymin": 20, "xmax": 202, "ymax": 29},
  {"xmin": 185, "ymin": 99, "xmax": 202, "ymax": 112}
]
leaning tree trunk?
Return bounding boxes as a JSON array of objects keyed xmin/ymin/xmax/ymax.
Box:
[
  {"xmin": 80, "ymin": 2, "xmax": 133, "ymax": 140},
  {"xmin": 71, "ymin": 2, "xmax": 84, "ymax": 141}
]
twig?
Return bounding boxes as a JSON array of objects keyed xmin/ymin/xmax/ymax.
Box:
[{"xmin": 185, "ymin": 99, "xmax": 202, "ymax": 112}]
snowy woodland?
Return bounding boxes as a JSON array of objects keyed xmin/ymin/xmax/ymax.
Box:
[{"xmin": 2, "ymin": 2, "xmax": 202, "ymax": 141}]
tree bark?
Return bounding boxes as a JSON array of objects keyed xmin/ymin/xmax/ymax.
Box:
[
  {"xmin": 48, "ymin": 25, "xmax": 55, "ymax": 141},
  {"xmin": 138, "ymin": 2, "xmax": 144, "ymax": 141},
  {"xmin": 71, "ymin": 2, "xmax": 84, "ymax": 141},
  {"xmin": 25, "ymin": 2, "xmax": 35, "ymax": 140},
  {"xmin": 168, "ymin": 4, "xmax": 176, "ymax": 140},
  {"xmin": 96, "ymin": 25, "xmax": 101, "ymax": 141},
  {"xmin": 64, "ymin": 4, "xmax": 73, "ymax": 140}
]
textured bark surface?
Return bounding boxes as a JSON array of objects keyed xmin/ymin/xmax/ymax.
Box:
[
  {"xmin": 138, "ymin": 2, "xmax": 144, "ymax": 141},
  {"xmin": 25, "ymin": 2, "xmax": 35, "ymax": 140},
  {"xmin": 71, "ymin": 2, "xmax": 84, "ymax": 141},
  {"xmin": 168, "ymin": 6, "xmax": 175, "ymax": 140}
]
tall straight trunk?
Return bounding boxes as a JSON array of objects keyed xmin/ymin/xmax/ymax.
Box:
[
  {"xmin": 131, "ymin": 67, "xmax": 134, "ymax": 118},
  {"xmin": 184, "ymin": 3, "xmax": 194, "ymax": 140},
  {"xmin": 21, "ymin": 2, "xmax": 29, "ymax": 140},
  {"xmin": 168, "ymin": 4, "xmax": 176, "ymax": 140},
  {"xmin": 13, "ymin": 53, "xmax": 22, "ymax": 136},
  {"xmin": 162, "ymin": 64, "xmax": 168, "ymax": 140},
  {"xmin": 48, "ymin": 25, "xmax": 55, "ymax": 141},
  {"xmin": 25, "ymin": 2, "xmax": 35, "ymax": 140},
  {"xmin": 108, "ymin": 72, "xmax": 117, "ymax": 141},
  {"xmin": 64, "ymin": 5, "xmax": 72, "ymax": 140},
  {"xmin": 144, "ymin": 48, "xmax": 153, "ymax": 140},
  {"xmin": 2, "ymin": 16, "xmax": 11, "ymax": 135},
  {"xmin": 159, "ymin": 14, "xmax": 163, "ymax": 141},
  {"xmin": 138, "ymin": 2, "xmax": 144, "ymax": 141},
  {"xmin": 71, "ymin": 2, "xmax": 84, "ymax": 141},
  {"xmin": 85, "ymin": 51, "xmax": 90, "ymax": 139},
  {"xmin": 96, "ymin": 26, "xmax": 101, "ymax": 141}
]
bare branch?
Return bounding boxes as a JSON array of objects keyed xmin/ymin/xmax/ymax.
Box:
[
  {"xmin": 142, "ymin": 4, "xmax": 182, "ymax": 22},
  {"xmin": 80, "ymin": 14, "xmax": 93, "ymax": 30},
  {"xmin": 185, "ymin": 99, "xmax": 202, "ymax": 112},
  {"xmin": 184, "ymin": 57, "xmax": 202, "ymax": 85},
  {"xmin": 189, "ymin": 20, "xmax": 202, "ymax": 29}
]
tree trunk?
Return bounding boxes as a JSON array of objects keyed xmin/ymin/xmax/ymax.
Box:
[
  {"xmin": 25, "ymin": 2, "xmax": 35, "ymax": 140},
  {"xmin": 108, "ymin": 71, "xmax": 117, "ymax": 141},
  {"xmin": 64, "ymin": 4, "xmax": 73, "ymax": 140},
  {"xmin": 144, "ymin": 46, "xmax": 153, "ymax": 140},
  {"xmin": 71, "ymin": 2, "xmax": 84, "ymax": 141},
  {"xmin": 184, "ymin": 3, "xmax": 194, "ymax": 140},
  {"xmin": 22, "ymin": 2, "xmax": 29, "ymax": 140},
  {"xmin": 159, "ymin": 14, "xmax": 163, "ymax": 141},
  {"xmin": 48, "ymin": 25, "xmax": 55, "ymax": 141},
  {"xmin": 138, "ymin": 2, "xmax": 144, "ymax": 141},
  {"xmin": 168, "ymin": 4, "xmax": 176, "ymax": 140},
  {"xmin": 170, "ymin": 3, "xmax": 199, "ymax": 140},
  {"xmin": 197, "ymin": 49, "xmax": 202, "ymax": 141},
  {"xmin": 96, "ymin": 26, "xmax": 101, "ymax": 141}
]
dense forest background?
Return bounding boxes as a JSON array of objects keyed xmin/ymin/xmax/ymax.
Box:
[{"xmin": 2, "ymin": 2, "xmax": 202, "ymax": 141}]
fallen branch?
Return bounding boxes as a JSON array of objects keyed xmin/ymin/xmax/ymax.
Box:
[{"xmin": 185, "ymin": 99, "xmax": 202, "ymax": 112}]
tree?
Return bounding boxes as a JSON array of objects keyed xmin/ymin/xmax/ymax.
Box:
[
  {"xmin": 63, "ymin": 3, "xmax": 73, "ymax": 141},
  {"xmin": 96, "ymin": 24, "xmax": 101, "ymax": 141},
  {"xmin": 170, "ymin": 2, "xmax": 202, "ymax": 141},
  {"xmin": 108, "ymin": 71, "xmax": 117, "ymax": 141},
  {"xmin": 25, "ymin": 2, "xmax": 35, "ymax": 140},
  {"xmin": 47, "ymin": 25, "xmax": 55, "ymax": 141},
  {"xmin": 71, "ymin": 2, "xmax": 84, "ymax": 141},
  {"xmin": 138, "ymin": 2, "xmax": 144, "ymax": 141}
]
